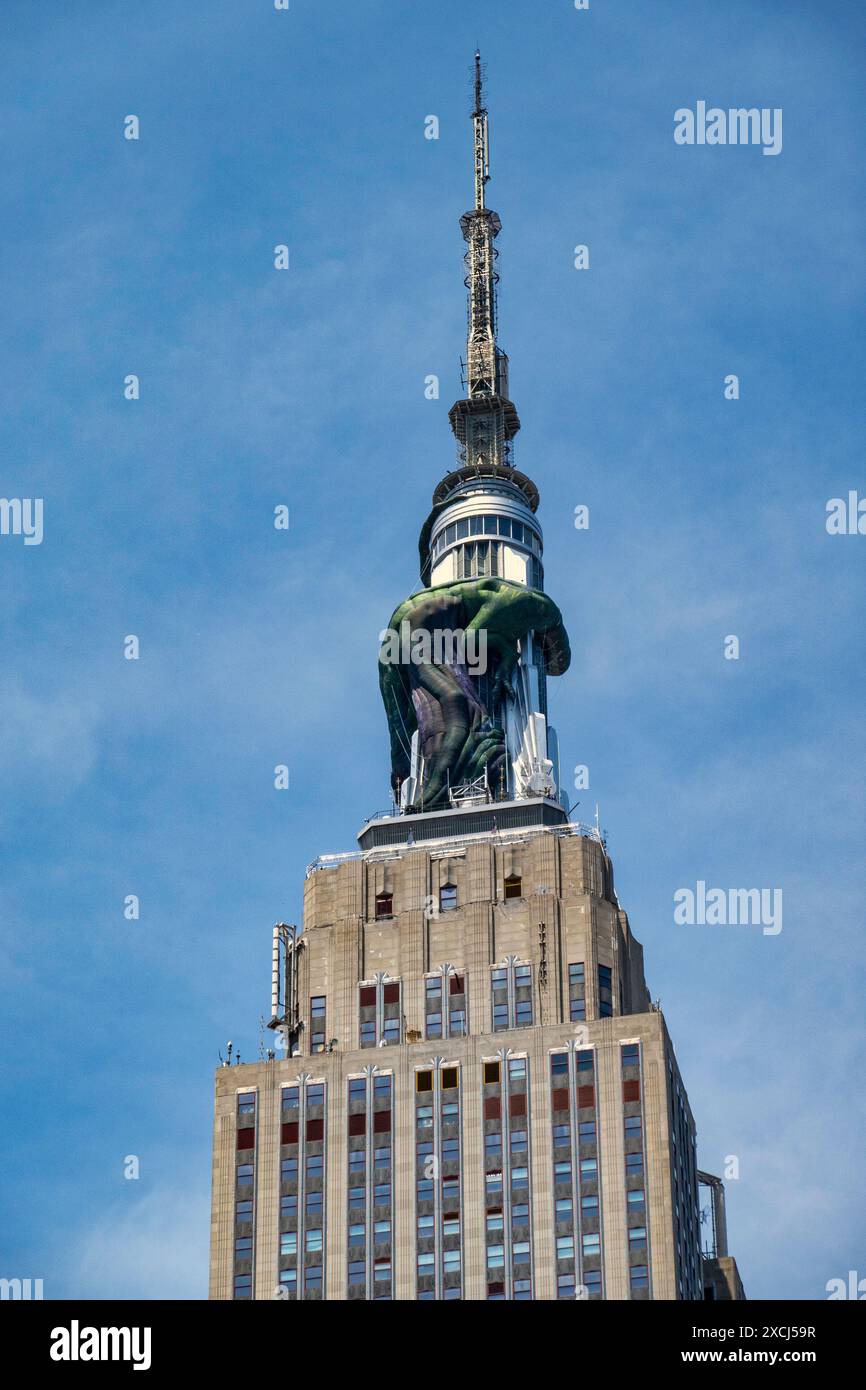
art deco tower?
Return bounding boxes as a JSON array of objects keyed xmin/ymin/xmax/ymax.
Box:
[{"xmin": 208, "ymin": 56, "xmax": 743, "ymax": 1303}]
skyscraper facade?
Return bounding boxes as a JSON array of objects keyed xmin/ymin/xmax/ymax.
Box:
[{"xmin": 208, "ymin": 57, "xmax": 742, "ymax": 1304}]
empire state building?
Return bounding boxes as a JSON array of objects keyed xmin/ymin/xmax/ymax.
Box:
[{"xmin": 208, "ymin": 55, "xmax": 744, "ymax": 1304}]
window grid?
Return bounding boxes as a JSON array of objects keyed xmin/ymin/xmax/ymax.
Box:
[
  {"xmin": 346, "ymin": 1070, "xmax": 393, "ymax": 1300},
  {"xmin": 415, "ymin": 1064, "xmax": 463, "ymax": 1300},
  {"xmin": 233, "ymin": 1090, "xmax": 257, "ymax": 1300},
  {"xmin": 278, "ymin": 1079, "xmax": 327, "ymax": 1301},
  {"xmin": 491, "ymin": 958, "xmax": 533, "ymax": 1032},
  {"xmin": 622, "ymin": 1042, "xmax": 651, "ymax": 1300}
]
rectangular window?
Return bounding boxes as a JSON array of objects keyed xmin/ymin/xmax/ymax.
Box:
[
  {"xmin": 483, "ymin": 1061, "xmax": 501, "ymax": 1084},
  {"xmin": 598, "ymin": 963, "xmax": 613, "ymax": 1017},
  {"xmin": 439, "ymin": 883, "xmax": 458, "ymax": 912},
  {"xmin": 310, "ymin": 996, "xmax": 326, "ymax": 1052},
  {"xmin": 237, "ymin": 1091, "xmax": 256, "ymax": 1116}
]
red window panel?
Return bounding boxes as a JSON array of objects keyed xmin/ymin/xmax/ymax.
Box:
[
  {"xmin": 449, "ymin": 974, "xmax": 465, "ymax": 994},
  {"xmin": 383, "ymin": 982, "xmax": 400, "ymax": 1004},
  {"xmin": 552, "ymin": 1088, "xmax": 570, "ymax": 1111},
  {"xmin": 509, "ymin": 1093, "xmax": 527, "ymax": 1117},
  {"xmin": 359, "ymin": 986, "xmax": 376, "ymax": 1007},
  {"xmin": 348, "ymin": 1113, "xmax": 366, "ymax": 1136},
  {"xmin": 577, "ymin": 1085, "xmax": 595, "ymax": 1109},
  {"xmin": 373, "ymin": 1110, "xmax": 391, "ymax": 1133},
  {"xmin": 306, "ymin": 1118, "xmax": 324, "ymax": 1141},
  {"xmin": 236, "ymin": 1128, "xmax": 255, "ymax": 1150},
  {"xmin": 488, "ymin": 1281, "xmax": 505, "ymax": 1296},
  {"xmin": 484, "ymin": 1097, "xmax": 501, "ymax": 1120},
  {"xmin": 281, "ymin": 1121, "xmax": 299, "ymax": 1145},
  {"xmin": 623, "ymin": 1079, "xmax": 641, "ymax": 1103}
]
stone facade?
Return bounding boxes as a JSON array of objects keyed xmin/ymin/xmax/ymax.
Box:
[{"xmin": 209, "ymin": 821, "xmax": 706, "ymax": 1301}]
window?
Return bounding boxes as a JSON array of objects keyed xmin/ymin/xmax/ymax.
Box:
[
  {"xmin": 625, "ymin": 1115, "xmax": 643, "ymax": 1142},
  {"xmin": 235, "ymin": 1200, "xmax": 253, "ymax": 1224},
  {"xmin": 630, "ymin": 1264, "xmax": 649, "ymax": 1290},
  {"xmin": 235, "ymin": 1235, "xmax": 252, "ymax": 1257},
  {"xmin": 348, "ymin": 1186, "xmax": 364, "ymax": 1210},
  {"xmin": 305, "ymin": 1266, "xmax": 322, "ymax": 1290},
  {"xmin": 347, "ymin": 1223, "xmax": 364, "ymax": 1245},
  {"xmin": 415, "ymin": 1070, "xmax": 432, "ymax": 1093},
  {"xmin": 628, "ymin": 1226, "xmax": 648, "ymax": 1251},
  {"xmin": 442, "ymin": 1066, "xmax": 459, "ymax": 1090},
  {"xmin": 483, "ymin": 1061, "xmax": 501, "ymax": 1084},
  {"xmin": 581, "ymin": 1194, "xmax": 599, "ymax": 1213},
  {"xmin": 236, "ymin": 1164, "xmax": 254, "ymax": 1188},
  {"xmin": 584, "ymin": 1268, "xmax": 603, "ymax": 1294},
  {"xmin": 237, "ymin": 1092, "xmax": 256, "ymax": 1116},
  {"xmin": 625, "ymin": 1151, "xmax": 644, "ymax": 1175},
  {"xmin": 558, "ymin": 1273, "xmax": 576, "ymax": 1298},
  {"xmin": 374, "ymin": 893, "xmax": 393, "ymax": 920},
  {"xmin": 233, "ymin": 1273, "xmax": 252, "ymax": 1298},
  {"xmin": 555, "ymin": 1197, "xmax": 573, "ymax": 1219},
  {"xmin": 580, "ymin": 1157, "xmax": 598, "ymax": 1179},
  {"xmin": 279, "ymin": 1195, "xmax": 296, "ymax": 1217},
  {"xmin": 628, "ymin": 1188, "xmax": 646, "ymax": 1209},
  {"xmin": 598, "ymin": 963, "xmax": 613, "ymax": 1017},
  {"xmin": 310, "ymin": 996, "xmax": 326, "ymax": 1052},
  {"xmin": 348, "ymin": 1260, "xmax": 365, "ymax": 1286},
  {"xmin": 568, "ymin": 962, "xmax": 586, "ymax": 1021},
  {"xmin": 582, "ymin": 1232, "xmax": 601, "ymax": 1256},
  {"xmin": 280, "ymin": 1232, "xmax": 297, "ymax": 1256},
  {"xmin": 556, "ymin": 1235, "xmax": 575, "ymax": 1259},
  {"xmin": 281, "ymin": 1087, "xmax": 299, "ymax": 1110},
  {"xmin": 278, "ymin": 1268, "xmax": 297, "ymax": 1291},
  {"xmin": 504, "ymin": 874, "xmax": 522, "ymax": 899},
  {"xmin": 439, "ymin": 882, "xmax": 458, "ymax": 912}
]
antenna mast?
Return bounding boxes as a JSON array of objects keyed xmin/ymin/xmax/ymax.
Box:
[{"xmin": 450, "ymin": 52, "xmax": 520, "ymax": 470}]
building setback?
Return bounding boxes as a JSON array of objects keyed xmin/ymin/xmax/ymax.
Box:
[{"xmin": 209, "ymin": 55, "xmax": 743, "ymax": 1304}]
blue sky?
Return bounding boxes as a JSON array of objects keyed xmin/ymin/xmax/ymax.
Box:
[{"xmin": 0, "ymin": 0, "xmax": 863, "ymax": 1299}]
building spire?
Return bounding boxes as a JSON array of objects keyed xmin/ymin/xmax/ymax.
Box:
[
  {"xmin": 449, "ymin": 52, "xmax": 520, "ymax": 471},
  {"xmin": 472, "ymin": 50, "xmax": 489, "ymax": 213}
]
